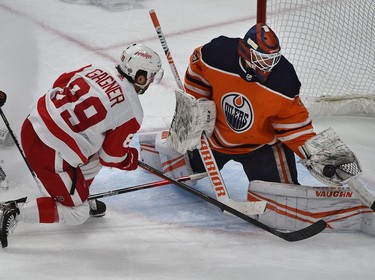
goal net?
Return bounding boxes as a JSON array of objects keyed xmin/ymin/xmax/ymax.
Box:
[{"xmin": 258, "ymin": 0, "xmax": 375, "ymax": 117}]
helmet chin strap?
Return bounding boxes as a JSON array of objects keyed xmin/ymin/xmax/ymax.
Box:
[
  {"xmin": 241, "ymin": 58, "xmax": 270, "ymax": 83},
  {"xmin": 254, "ymin": 68, "xmax": 270, "ymax": 83},
  {"xmin": 134, "ymin": 80, "xmax": 152, "ymax": 95}
]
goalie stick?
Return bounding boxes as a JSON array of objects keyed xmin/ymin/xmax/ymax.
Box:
[
  {"xmin": 139, "ymin": 160, "xmax": 327, "ymax": 241},
  {"xmin": 149, "ymin": 9, "xmax": 267, "ymax": 216}
]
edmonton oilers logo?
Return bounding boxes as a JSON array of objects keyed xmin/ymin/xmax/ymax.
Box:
[{"xmin": 221, "ymin": 93, "xmax": 253, "ymax": 132}]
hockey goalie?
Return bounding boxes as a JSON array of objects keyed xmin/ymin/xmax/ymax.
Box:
[
  {"xmin": 140, "ymin": 22, "xmax": 374, "ymax": 236},
  {"xmin": 140, "ymin": 87, "xmax": 375, "ymax": 236}
]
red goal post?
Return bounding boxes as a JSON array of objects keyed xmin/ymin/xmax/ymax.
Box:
[{"xmin": 257, "ymin": 0, "xmax": 375, "ymax": 117}]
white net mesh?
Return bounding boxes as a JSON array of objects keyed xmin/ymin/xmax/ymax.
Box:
[{"xmin": 265, "ymin": 0, "xmax": 375, "ymax": 116}]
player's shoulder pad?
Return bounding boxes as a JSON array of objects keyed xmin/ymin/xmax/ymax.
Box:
[
  {"xmin": 265, "ymin": 56, "xmax": 301, "ymax": 98},
  {"xmin": 53, "ymin": 65, "xmax": 92, "ymax": 88},
  {"xmin": 200, "ymin": 36, "xmax": 240, "ymax": 72}
]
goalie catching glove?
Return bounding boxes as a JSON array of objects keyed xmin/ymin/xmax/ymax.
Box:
[{"xmin": 299, "ymin": 127, "xmax": 362, "ymax": 185}]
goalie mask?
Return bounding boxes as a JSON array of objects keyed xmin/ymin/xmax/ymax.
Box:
[
  {"xmin": 238, "ymin": 23, "xmax": 281, "ymax": 82},
  {"xmin": 117, "ymin": 43, "xmax": 163, "ymax": 94}
]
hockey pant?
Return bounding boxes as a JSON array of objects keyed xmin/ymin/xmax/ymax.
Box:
[
  {"xmin": 188, "ymin": 142, "xmax": 299, "ymax": 184},
  {"xmin": 248, "ymin": 180, "xmax": 375, "ymax": 236},
  {"xmin": 19, "ymin": 118, "xmax": 102, "ymax": 225}
]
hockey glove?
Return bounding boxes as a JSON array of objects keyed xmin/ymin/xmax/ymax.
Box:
[
  {"xmin": 299, "ymin": 127, "xmax": 362, "ymax": 185},
  {"xmin": 0, "ymin": 91, "xmax": 7, "ymax": 107},
  {"xmin": 119, "ymin": 148, "xmax": 138, "ymax": 171},
  {"xmin": 167, "ymin": 89, "xmax": 216, "ymax": 154}
]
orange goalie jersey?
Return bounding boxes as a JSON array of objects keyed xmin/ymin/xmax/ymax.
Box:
[{"xmin": 184, "ymin": 36, "xmax": 315, "ymax": 158}]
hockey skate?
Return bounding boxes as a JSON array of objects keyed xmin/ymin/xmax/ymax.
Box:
[
  {"xmin": 0, "ymin": 201, "xmax": 20, "ymax": 248},
  {"xmin": 89, "ymin": 199, "xmax": 106, "ymax": 217}
]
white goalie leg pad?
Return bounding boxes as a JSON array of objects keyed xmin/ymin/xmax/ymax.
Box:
[
  {"xmin": 155, "ymin": 130, "xmax": 196, "ymax": 185},
  {"xmin": 167, "ymin": 89, "xmax": 216, "ymax": 154},
  {"xmin": 248, "ymin": 180, "xmax": 375, "ymax": 235},
  {"xmin": 362, "ymin": 212, "xmax": 375, "ymax": 236},
  {"xmin": 349, "ymin": 176, "xmax": 375, "ymax": 235},
  {"xmin": 139, "ymin": 131, "xmax": 163, "ymax": 172}
]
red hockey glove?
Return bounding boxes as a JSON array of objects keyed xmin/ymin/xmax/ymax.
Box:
[
  {"xmin": 0, "ymin": 91, "xmax": 7, "ymax": 108},
  {"xmin": 119, "ymin": 147, "xmax": 138, "ymax": 171}
]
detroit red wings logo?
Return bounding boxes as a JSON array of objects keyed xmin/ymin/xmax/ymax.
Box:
[{"xmin": 221, "ymin": 93, "xmax": 254, "ymax": 132}]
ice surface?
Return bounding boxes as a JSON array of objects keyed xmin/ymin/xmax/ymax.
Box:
[{"xmin": 0, "ymin": 1, "xmax": 374, "ymax": 279}]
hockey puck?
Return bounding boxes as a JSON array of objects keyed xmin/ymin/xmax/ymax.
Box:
[{"xmin": 323, "ymin": 165, "xmax": 336, "ymax": 177}]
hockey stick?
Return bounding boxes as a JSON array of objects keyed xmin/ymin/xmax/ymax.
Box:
[
  {"xmin": 88, "ymin": 172, "xmax": 206, "ymax": 200},
  {"xmin": 149, "ymin": 9, "xmax": 267, "ymax": 215},
  {"xmin": 348, "ymin": 178, "xmax": 375, "ymax": 210},
  {"xmin": 0, "ymin": 104, "xmax": 45, "ymax": 194},
  {"xmin": 139, "ymin": 160, "xmax": 327, "ymax": 241}
]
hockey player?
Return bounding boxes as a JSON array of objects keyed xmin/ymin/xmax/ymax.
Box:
[
  {"xmin": 0, "ymin": 91, "xmax": 10, "ymax": 190},
  {"xmin": 0, "ymin": 43, "xmax": 163, "ymax": 248},
  {"xmin": 184, "ymin": 23, "xmax": 315, "ymax": 184},
  {"xmin": 141, "ymin": 23, "xmax": 361, "ymax": 190},
  {"xmin": 176, "ymin": 23, "xmax": 365, "ymax": 234}
]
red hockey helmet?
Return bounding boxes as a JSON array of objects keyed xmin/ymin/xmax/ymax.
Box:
[{"xmin": 238, "ymin": 23, "xmax": 281, "ymax": 74}]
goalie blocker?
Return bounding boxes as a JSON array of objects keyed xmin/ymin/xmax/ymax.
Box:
[
  {"xmin": 247, "ymin": 180, "xmax": 375, "ymax": 236},
  {"xmin": 139, "ymin": 89, "xmax": 216, "ymax": 183}
]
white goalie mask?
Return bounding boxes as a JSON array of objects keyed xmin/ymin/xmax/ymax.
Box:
[
  {"xmin": 118, "ymin": 43, "xmax": 163, "ymax": 91},
  {"xmin": 238, "ymin": 23, "xmax": 281, "ymax": 82}
]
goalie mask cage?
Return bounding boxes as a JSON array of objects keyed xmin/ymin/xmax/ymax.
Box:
[{"xmin": 257, "ymin": 0, "xmax": 375, "ymax": 117}]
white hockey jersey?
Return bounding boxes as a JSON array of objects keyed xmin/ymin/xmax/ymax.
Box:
[{"xmin": 28, "ymin": 65, "xmax": 143, "ymax": 168}]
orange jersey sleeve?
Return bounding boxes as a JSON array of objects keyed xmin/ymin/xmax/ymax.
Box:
[{"xmin": 184, "ymin": 36, "xmax": 315, "ymax": 158}]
